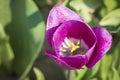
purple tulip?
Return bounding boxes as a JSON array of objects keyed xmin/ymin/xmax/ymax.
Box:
[{"xmin": 46, "ymin": 5, "xmax": 112, "ymax": 69}]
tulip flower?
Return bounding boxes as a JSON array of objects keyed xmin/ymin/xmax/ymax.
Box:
[{"xmin": 46, "ymin": 5, "xmax": 112, "ymax": 69}]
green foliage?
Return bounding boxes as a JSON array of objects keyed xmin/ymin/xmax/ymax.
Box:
[
  {"xmin": 67, "ymin": 0, "xmax": 102, "ymax": 23},
  {"xmin": 103, "ymin": 0, "xmax": 118, "ymax": 12},
  {"xmin": 33, "ymin": 67, "xmax": 45, "ymax": 80},
  {"xmin": 5, "ymin": 0, "xmax": 45, "ymax": 79},
  {"xmin": 69, "ymin": 0, "xmax": 93, "ymax": 22},
  {"xmin": 34, "ymin": 0, "xmax": 58, "ymax": 7},
  {"xmin": 0, "ymin": 24, "xmax": 14, "ymax": 71},
  {"xmin": 100, "ymin": 38, "xmax": 120, "ymax": 80},
  {"xmin": 99, "ymin": 9, "xmax": 120, "ymax": 26},
  {"xmin": 0, "ymin": 0, "xmax": 45, "ymax": 79},
  {"xmin": 99, "ymin": 9, "xmax": 120, "ymax": 33},
  {"xmin": 68, "ymin": 62, "xmax": 101, "ymax": 80},
  {"xmin": 0, "ymin": 0, "xmax": 11, "ymax": 27}
]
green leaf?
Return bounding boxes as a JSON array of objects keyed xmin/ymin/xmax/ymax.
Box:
[
  {"xmin": 72, "ymin": 62, "xmax": 100, "ymax": 80},
  {"xmin": 34, "ymin": 0, "xmax": 47, "ymax": 7},
  {"xmin": 0, "ymin": 24, "xmax": 14, "ymax": 70},
  {"xmin": 76, "ymin": 67, "xmax": 88, "ymax": 80},
  {"xmin": 90, "ymin": 78, "xmax": 98, "ymax": 80},
  {"xmin": 105, "ymin": 26, "xmax": 120, "ymax": 33},
  {"xmin": 99, "ymin": 7, "xmax": 107, "ymax": 17},
  {"xmin": 71, "ymin": 70, "xmax": 77, "ymax": 80},
  {"xmin": 69, "ymin": 0, "xmax": 102, "ymax": 23},
  {"xmin": 69, "ymin": 0, "xmax": 94, "ymax": 22},
  {"xmin": 5, "ymin": 0, "xmax": 45, "ymax": 79},
  {"xmin": 103, "ymin": 0, "xmax": 117, "ymax": 12},
  {"xmin": 62, "ymin": 0, "xmax": 69, "ymax": 6},
  {"xmin": 34, "ymin": 0, "xmax": 57, "ymax": 7},
  {"xmin": 90, "ymin": 61, "xmax": 100, "ymax": 77},
  {"xmin": 65, "ymin": 67, "xmax": 88, "ymax": 80},
  {"xmin": 100, "ymin": 54, "xmax": 113, "ymax": 80},
  {"xmin": 33, "ymin": 67, "xmax": 45, "ymax": 80},
  {"xmin": 100, "ymin": 36, "xmax": 120, "ymax": 80},
  {"xmin": 0, "ymin": 0, "xmax": 12, "ymax": 27},
  {"xmin": 111, "ymin": 66, "xmax": 120, "ymax": 80},
  {"xmin": 84, "ymin": 0, "xmax": 102, "ymax": 9},
  {"xmin": 99, "ymin": 9, "xmax": 120, "ymax": 26},
  {"xmin": 23, "ymin": 76, "xmax": 30, "ymax": 80}
]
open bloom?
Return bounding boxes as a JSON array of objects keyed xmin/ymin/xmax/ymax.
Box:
[{"xmin": 46, "ymin": 5, "xmax": 112, "ymax": 69}]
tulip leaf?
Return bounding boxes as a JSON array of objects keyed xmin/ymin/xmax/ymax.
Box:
[
  {"xmin": 76, "ymin": 67, "xmax": 88, "ymax": 80},
  {"xmin": 77, "ymin": 63, "xmax": 100, "ymax": 80},
  {"xmin": 99, "ymin": 9, "xmax": 120, "ymax": 26},
  {"xmin": 34, "ymin": 0, "xmax": 47, "ymax": 7},
  {"xmin": 100, "ymin": 39, "xmax": 118, "ymax": 80},
  {"xmin": 100, "ymin": 52, "xmax": 115, "ymax": 80},
  {"xmin": 33, "ymin": 67, "xmax": 45, "ymax": 80},
  {"xmin": 84, "ymin": 0, "xmax": 102, "ymax": 9},
  {"xmin": 0, "ymin": 0, "xmax": 12, "ymax": 27},
  {"xmin": 103, "ymin": 0, "xmax": 117, "ymax": 12},
  {"xmin": 62, "ymin": 0, "xmax": 69, "ymax": 6},
  {"xmin": 66, "ymin": 67, "xmax": 88, "ymax": 80},
  {"xmin": 90, "ymin": 61, "xmax": 101, "ymax": 77},
  {"xmin": 99, "ymin": 7, "xmax": 108, "ymax": 17},
  {"xmin": 73, "ymin": 65, "xmax": 100, "ymax": 80},
  {"xmin": 69, "ymin": 0, "xmax": 93, "ymax": 22},
  {"xmin": 23, "ymin": 76, "xmax": 30, "ymax": 80},
  {"xmin": 0, "ymin": 24, "xmax": 14, "ymax": 70},
  {"xmin": 111, "ymin": 66, "xmax": 120, "ymax": 80},
  {"xmin": 105, "ymin": 26, "xmax": 120, "ymax": 33},
  {"xmin": 34, "ymin": 0, "xmax": 57, "ymax": 7},
  {"xmin": 71, "ymin": 59, "xmax": 100, "ymax": 80},
  {"xmin": 69, "ymin": 0, "xmax": 102, "ymax": 23},
  {"xmin": 91, "ymin": 78, "xmax": 98, "ymax": 80},
  {"xmin": 100, "ymin": 37, "xmax": 120, "ymax": 80},
  {"xmin": 5, "ymin": 0, "xmax": 45, "ymax": 79}
]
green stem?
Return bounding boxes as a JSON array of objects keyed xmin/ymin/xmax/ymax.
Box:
[{"xmin": 68, "ymin": 70, "xmax": 72, "ymax": 80}]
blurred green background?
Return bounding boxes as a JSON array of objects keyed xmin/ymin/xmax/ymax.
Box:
[{"xmin": 0, "ymin": 0, "xmax": 120, "ymax": 80}]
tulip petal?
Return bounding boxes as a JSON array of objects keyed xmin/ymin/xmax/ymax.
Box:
[
  {"xmin": 53, "ymin": 20, "xmax": 96, "ymax": 56},
  {"xmin": 46, "ymin": 51, "xmax": 87, "ymax": 69},
  {"xmin": 46, "ymin": 51, "xmax": 74, "ymax": 69},
  {"xmin": 46, "ymin": 5, "xmax": 83, "ymax": 46},
  {"xmin": 86, "ymin": 26, "xmax": 112, "ymax": 68},
  {"xmin": 47, "ymin": 5, "xmax": 83, "ymax": 30},
  {"xmin": 60, "ymin": 55, "xmax": 87, "ymax": 69}
]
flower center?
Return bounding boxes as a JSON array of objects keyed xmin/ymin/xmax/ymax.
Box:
[{"xmin": 60, "ymin": 37, "xmax": 88, "ymax": 56}]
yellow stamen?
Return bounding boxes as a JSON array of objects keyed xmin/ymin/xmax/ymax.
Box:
[
  {"xmin": 76, "ymin": 40, "xmax": 80, "ymax": 46},
  {"xmin": 66, "ymin": 39, "xmax": 80, "ymax": 53},
  {"xmin": 71, "ymin": 41, "xmax": 80, "ymax": 52}
]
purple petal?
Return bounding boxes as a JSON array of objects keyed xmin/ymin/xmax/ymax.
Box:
[
  {"xmin": 47, "ymin": 5, "xmax": 83, "ymax": 30},
  {"xmin": 46, "ymin": 51, "xmax": 74, "ymax": 69},
  {"xmin": 53, "ymin": 20, "xmax": 96, "ymax": 57},
  {"xmin": 86, "ymin": 26, "xmax": 112, "ymax": 68},
  {"xmin": 46, "ymin": 51, "xmax": 87, "ymax": 69},
  {"xmin": 60, "ymin": 55, "xmax": 87, "ymax": 69},
  {"xmin": 46, "ymin": 5, "xmax": 83, "ymax": 46}
]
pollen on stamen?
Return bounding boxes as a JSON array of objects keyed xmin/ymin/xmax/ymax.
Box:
[{"xmin": 60, "ymin": 37, "xmax": 89, "ymax": 56}]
